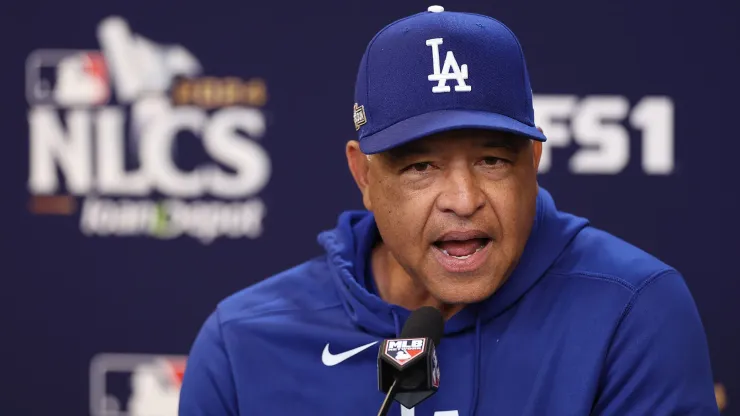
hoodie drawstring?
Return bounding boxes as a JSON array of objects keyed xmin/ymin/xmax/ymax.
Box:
[
  {"xmin": 470, "ymin": 314, "xmax": 481, "ymax": 416},
  {"xmin": 392, "ymin": 310, "xmax": 401, "ymax": 337}
]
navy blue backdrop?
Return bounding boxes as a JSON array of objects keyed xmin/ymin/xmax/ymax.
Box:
[{"xmin": 2, "ymin": 0, "xmax": 737, "ymax": 414}]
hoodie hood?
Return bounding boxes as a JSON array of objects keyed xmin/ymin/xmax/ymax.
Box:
[{"xmin": 317, "ymin": 186, "xmax": 590, "ymax": 338}]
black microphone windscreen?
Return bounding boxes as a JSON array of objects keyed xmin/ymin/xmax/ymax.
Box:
[{"xmin": 399, "ymin": 306, "xmax": 444, "ymax": 347}]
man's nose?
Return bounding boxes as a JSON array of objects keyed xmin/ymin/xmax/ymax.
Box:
[{"xmin": 435, "ymin": 167, "xmax": 485, "ymax": 218}]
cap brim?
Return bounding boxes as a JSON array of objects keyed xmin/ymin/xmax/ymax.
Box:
[{"xmin": 359, "ymin": 109, "xmax": 546, "ymax": 154}]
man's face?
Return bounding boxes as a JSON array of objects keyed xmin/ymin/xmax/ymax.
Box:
[{"xmin": 349, "ymin": 129, "xmax": 542, "ymax": 305}]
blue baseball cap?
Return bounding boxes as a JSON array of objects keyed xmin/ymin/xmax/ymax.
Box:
[{"xmin": 353, "ymin": 5, "xmax": 547, "ymax": 154}]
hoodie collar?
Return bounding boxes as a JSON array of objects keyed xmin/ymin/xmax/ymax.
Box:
[{"xmin": 317, "ymin": 187, "xmax": 590, "ymax": 337}]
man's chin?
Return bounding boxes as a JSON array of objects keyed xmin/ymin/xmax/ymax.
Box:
[{"xmin": 428, "ymin": 279, "xmax": 499, "ymax": 306}]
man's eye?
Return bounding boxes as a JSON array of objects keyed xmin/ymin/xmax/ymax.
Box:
[
  {"xmin": 481, "ymin": 157, "xmax": 506, "ymax": 166},
  {"xmin": 408, "ymin": 162, "xmax": 432, "ymax": 172}
]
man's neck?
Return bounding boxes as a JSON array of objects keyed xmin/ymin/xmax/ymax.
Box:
[{"xmin": 370, "ymin": 242, "xmax": 463, "ymax": 320}]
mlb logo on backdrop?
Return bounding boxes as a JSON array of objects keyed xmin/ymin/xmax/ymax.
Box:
[
  {"xmin": 89, "ymin": 353, "xmax": 187, "ymax": 416},
  {"xmin": 27, "ymin": 50, "xmax": 110, "ymax": 106}
]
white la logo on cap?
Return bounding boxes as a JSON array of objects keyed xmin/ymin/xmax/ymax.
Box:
[{"xmin": 426, "ymin": 38, "xmax": 471, "ymax": 93}]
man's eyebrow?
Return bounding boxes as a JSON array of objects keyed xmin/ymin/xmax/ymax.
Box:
[
  {"xmin": 385, "ymin": 142, "xmax": 431, "ymax": 160},
  {"xmin": 383, "ymin": 135, "xmax": 523, "ymax": 160},
  {"xmin": 478, "ymin": 135, "xmax": 526, "ymax": 150}
]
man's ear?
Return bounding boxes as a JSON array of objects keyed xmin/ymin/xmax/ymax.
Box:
[
  {"xmin": 532, "ymin": 127, "xmax": 544, "ymax": 171},
  {"xmin": 346, "ymin": 140, "xmax": 373, "ymax": 210}
]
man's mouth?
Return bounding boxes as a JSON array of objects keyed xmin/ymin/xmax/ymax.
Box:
[
  {"xmin": 431, "ymin": 230, "xmax": 493, "ymax": 273},
  {"xmin": 433, "ymin": 238, "xmax": 490, "ymax": 259}
]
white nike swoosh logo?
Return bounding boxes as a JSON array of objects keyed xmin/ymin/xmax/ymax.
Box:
[{"xmin": 322, "ymin": 341, "xmax": 378, "ymax": 366}]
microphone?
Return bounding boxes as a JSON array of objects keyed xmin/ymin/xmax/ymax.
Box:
[{"xmin": 376, "ymin": 306, "xmax": 445, "ymax": 416}]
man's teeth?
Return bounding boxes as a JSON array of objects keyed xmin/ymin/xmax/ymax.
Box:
[{"xmin": 441, "ymin": 245, "xmax": 486, "ymax": 259}]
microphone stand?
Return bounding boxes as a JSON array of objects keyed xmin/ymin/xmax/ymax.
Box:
[{"xmin": 377, "ymin": 379, "xmax": 400, "ymax": 416}]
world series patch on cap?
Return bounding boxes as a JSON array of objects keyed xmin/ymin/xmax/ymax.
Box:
[{"xmin": 353, "ymin": 5, "xmax": 547, "ymax": 154}]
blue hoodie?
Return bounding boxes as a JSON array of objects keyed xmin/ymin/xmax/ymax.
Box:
[{"xmin": 179, "ymin": 188, "xmax": 718, "ymax": 416}]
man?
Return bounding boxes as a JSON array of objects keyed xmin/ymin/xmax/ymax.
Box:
[{"xmin": 179, "ymin": 6, "xmax": 718, "ymax": 415}]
